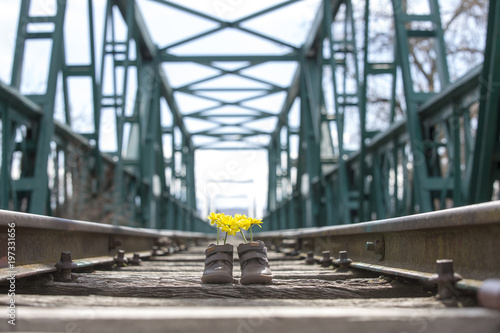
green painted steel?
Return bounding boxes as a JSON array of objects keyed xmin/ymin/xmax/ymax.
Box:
[
  {"xmin": 469, "ymin": 0, "xmax": 500, "ymax": 203},
  {"xmin": 263, "ymin": 0, "xmax": 492, "ymax": 229},
  {"xmin": 324, "ymin": 0, "xmax": 361, "ymax": 225},
  {"xmin": 391, "ymin": 0, "xmax": 449, "ymax": 213},
  {"xmin": 0, "ymin": 98, "xmax": 10, "ymax": 209},
  {"xmin": 0, "ymin": 0, "xmax": 497, "ymax": 232},
  {"xmin": 357, "ymin": 0, "xmax": 398, "ymax": 223},
  {"xmin": 101, "ymin": 0, "xmax": 200, "ymax": 229},
  {"xmin": 8, "ymin": 0, "xmax": 67, "ymax": 214}
]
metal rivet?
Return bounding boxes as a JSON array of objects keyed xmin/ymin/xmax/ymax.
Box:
[
  {"xmin": 55, "ymin": 251, "xmax": 77, "ymax": 281},
  {"xmin": 429, "ymin": 259, "xmax": 462, "ymax": 299},
  {"xmin": 319, "ymin": 251, "xmax": 332, "ymax": 267},
  {"xmin": 305, "ymin": 251, "xmax": 315, "ymax": 265}
]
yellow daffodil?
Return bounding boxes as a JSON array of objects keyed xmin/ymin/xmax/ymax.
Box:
[
  {"xmin": 218, "ymin": 213, "xmax": 232, "ymax": 227},
  {"xmin": 207, "ymin": 212, "xmax": 264, "ymax": 244},
  {"xmin": 207, "ymin": 212, "xmax": 221, "ymax": 226},
  {"xmin": 220, "ymin": 222, "xmax": 240, "ymax": 236},
  {"xmin": 236, "ymin": 218, "xmax": 252, "ymax": 231},
  {"xmin": 249, "ymin": 217, "xmax": 263, "ymax": 228}
]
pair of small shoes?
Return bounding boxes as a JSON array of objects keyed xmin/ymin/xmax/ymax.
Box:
[{"xmin": 201, "ymin": 241, "xmax": 273, "ymax": 285}]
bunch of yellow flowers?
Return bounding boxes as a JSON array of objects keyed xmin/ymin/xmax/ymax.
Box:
[{"xmin": 207, "ymin": 212, "xmax": 263, "ymax": 244}]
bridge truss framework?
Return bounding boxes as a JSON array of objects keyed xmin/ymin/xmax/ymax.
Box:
[{"xmin": 0, "ymin": 0, "xmax": 499, "ymax": 231}]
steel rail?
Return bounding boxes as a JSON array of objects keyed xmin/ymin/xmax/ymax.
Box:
[
  {"xmin": 0, "ymin": 209, "xmax": 213, "ymax": 282},
  {"xmin": 256, "ymin": 201, "xmax": 500, "ymax": 291}
]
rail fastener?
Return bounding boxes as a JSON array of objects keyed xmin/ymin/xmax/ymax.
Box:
[
  {"xmin": 114, "ymin": 250, "xmax": 129, "ymax": 267},
  {"xmin": 130, "ymin": 253, "xmax": 142, "ymax": 265},
  {"xmin": 333, "ymin": 251, "xmax": 353, "ymax": 271},
  {"xmin": 54, "ymin": 251, "xmax": 78, "ymax": 281},
  {"xmin": 319, "ymin": 251, "xmax": 333, "ymax": 267},
  {"xmin": 429, "ymin": 259, "xmax": 463, "ymax": 299},
  {"xmin": 305, "ymin": 251, "xmax": 315, "ymax": 265}
]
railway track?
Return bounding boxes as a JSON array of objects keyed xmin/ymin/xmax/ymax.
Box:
[{"xmin": 1, "ymin": 202, "xmax": 500, "ymax": 332}]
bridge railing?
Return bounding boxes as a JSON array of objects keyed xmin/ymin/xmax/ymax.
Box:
[
  {"xmin": 0, "ymin": 81, "xmax": 211, "ymax": 233},
  {"xmin": 263, "ymin": 65, "xmax": 482, "ymax": 230}
]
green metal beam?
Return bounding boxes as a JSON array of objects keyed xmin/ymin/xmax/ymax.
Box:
[
  {"xmin": 324, "ymin": 0, "xmax": 352, "ymax": 224},
  {"xmin": 8, "ymin": 0, "xmax": 67, "ymax": 214},
  {"xmin": 391, "ymin": 0, "xmax": 450, "ymax": 213},
  {"xmin": 469, "ymin": 0, "xmax": 500, "ymax": 203},
  {"xmin": 0, "ymin": 99, "xmax": 11, "ymax": 209},
  {"xmin": 156, "ymin": 0, "xmax": 301, "ymax": 51},
  {"xmin": 161, "ymin": 54, "xmax": 299, "ymax": 62}
]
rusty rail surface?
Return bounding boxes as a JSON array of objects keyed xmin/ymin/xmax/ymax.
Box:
[
  {"xmin": 0, "ymin": 209, "xmax": 213, "ymax": 282},
  {"xmin": 257, "ymin": 201, "xmax": 500, "ymax": 291}
]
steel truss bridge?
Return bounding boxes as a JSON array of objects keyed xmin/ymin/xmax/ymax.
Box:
[{"xmin": 0, "ymin": 0, "xmax": 499, "ymax": 232}]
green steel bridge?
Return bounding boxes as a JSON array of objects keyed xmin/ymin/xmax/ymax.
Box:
[{"xmin": 0, "ymin": 0, "xmax": 499, "ymax": 233}]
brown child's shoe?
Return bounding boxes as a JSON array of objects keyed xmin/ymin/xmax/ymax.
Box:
[
  {"xmin": 237, "ymin": 241, "xmax": 273, "ymax": 285},
  {"xmin": 201, "ymin": 243, "xmax": 234, "ymax": 284}
]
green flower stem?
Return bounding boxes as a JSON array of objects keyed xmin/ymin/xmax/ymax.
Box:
[
  {"xmin": 216, "ymin": 228, "xmax": 220, "ymax": 245},
  {"xmin": 240, "ymin": 229, "xmax": 248, "ymax": 243},
  {"xmin": 250, "ymin": 226, "xmax": 253, "ymax": 242},
  {"xmin": 223, "ymin": 232, "xmax": 228, "ymax": 244}
]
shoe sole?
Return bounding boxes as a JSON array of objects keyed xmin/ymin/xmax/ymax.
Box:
[
  {"xmin": 240, "ymin": 274, "xmax": 273, "ymax": 285},
  {"xmin": 201, "ymin": 274, "xmax": 233, "ymax": 284}
]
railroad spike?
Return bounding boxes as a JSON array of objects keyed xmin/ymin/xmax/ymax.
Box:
[
  {"xmin": 305, "ymin": 251, "xmax": 315, "ymax": 265},
  {"xmin": 114, "ymin": 250, "xmax": 129, "ymax": 267},
  {"xmin": 319, "ymin": 251, "xmax": 332, "ymax": 267},
  {"xmin": 429, "ymin": 259, "xmax": 462, "ymax": 299},
  {"xmin": 55, "ymin": 251, "xmax": 78, "ymax": 281},
  {"xmin": 130, "ymin": 253, "xmax": 142, "ymax": 265},
  {"xmin": 333, "ymin": 251, "xmax": 352, "ymax": 271}
]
